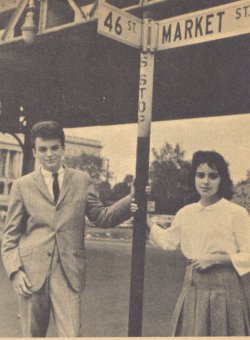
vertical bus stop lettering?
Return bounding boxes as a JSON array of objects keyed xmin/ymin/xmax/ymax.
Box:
[{"xmin": 139, "ymin": 56, "xmax": 148, "ymax": 123}]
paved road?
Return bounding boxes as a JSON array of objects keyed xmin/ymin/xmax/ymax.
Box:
[{"xmin": 0, "ymin": 240, "xmax": 250, "ymax": 337}]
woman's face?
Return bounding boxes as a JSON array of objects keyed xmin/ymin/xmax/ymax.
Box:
[{"xmin": 195, "ymin": 163, "xmax": 221, "ymax": 200}]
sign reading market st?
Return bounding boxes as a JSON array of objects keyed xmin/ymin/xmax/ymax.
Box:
[{"xmin": 157, "ymin": 0, "xmax": 250, "ymax": 50}]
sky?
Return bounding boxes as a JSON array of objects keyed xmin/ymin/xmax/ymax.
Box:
[{"xmin": 65, "ymin": 113, "xmax": 250, "ymax": 185}]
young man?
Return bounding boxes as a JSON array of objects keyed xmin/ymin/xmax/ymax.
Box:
[{"xmin": 1, "ymin": 121, "xmax": 133, "ymax": 337}]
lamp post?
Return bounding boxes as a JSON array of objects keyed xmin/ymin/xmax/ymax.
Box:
[
  {"xmin": 0, "ymin": 101, "xmax": 34, "ymax": 176},
  {"xmin": 21, "ymin": 0, "xmax": 37, "ymax": 44},
  {"xmin": 104, "ymin": 158, "xmax": 110, "ymax": 183},
  {"xmin": 21, "ymin": 126, "xmax": 34, "ymax": 175}
]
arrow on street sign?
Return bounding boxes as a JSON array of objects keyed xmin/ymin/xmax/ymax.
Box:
[
  {"xmin": 97, "ymin": 2, "xmax": 142, "ymax": 49},
  {"xmin": 157, "ymin": 0, "xmax": 250, "ymax": 50}
]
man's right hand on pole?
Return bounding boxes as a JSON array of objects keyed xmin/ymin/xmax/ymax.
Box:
[{"xmin": 12, "ymin": 271, "xmax": 32, "ymax": 297}]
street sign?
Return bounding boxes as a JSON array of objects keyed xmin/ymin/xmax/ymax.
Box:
[
  {"xmin": 157, "ymin": 0, "xmax": 250, "ymax": 50},
  {"xmin": 98, "ymin": 2, "xmax": 142, "ymax": 48}
]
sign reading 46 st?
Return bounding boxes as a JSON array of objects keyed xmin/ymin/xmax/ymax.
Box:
[{"xmin": 98, "ymin": 2, "xmax": 142, "ymax": 49}]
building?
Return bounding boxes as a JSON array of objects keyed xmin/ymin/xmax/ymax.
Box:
[
  {"xmin": 64, "ymin": 135, "xmax": 102, "ymax": 158},
  {"xmin": 0, "ymin": 133, "xmax": 23, "ymax": 209},
  {"xmin": 0, "ymin": 132, "xmax": 102, "ymax": 211}
]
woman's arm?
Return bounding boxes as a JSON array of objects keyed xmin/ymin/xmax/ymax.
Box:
[
  {"xmin": 130, "ymin": 201, "xmax": 181, "ymax": 251},
  {"xmin": 230, "ymin": 207, "xmax": 250, "ymax": 276},
  {"xmin": 147, "ymin": 215, "xmax": 180, "ymax": 251}
]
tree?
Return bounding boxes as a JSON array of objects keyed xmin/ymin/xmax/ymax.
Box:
[
  {"xmin": 149, "ymin": 143, "xmax": 194, "ymax": 214},
  {"xmin": 112, "ymin": 174, "xmax": 134, "ymax": 202},
  {"xmin": 98, "ymin": 181, "xmax": 113, "ymax": 207},
  {"xmin": 0, "ymin": 96, "xmax": 21, "ymax": 133},
  {"xmin": 64, "ymin": 152, "xmax": 113, "ymax": 205},
  {"xmin": 232, "ymin": 171, "xmax": 250, "ymax": 213},
  {"xmin": 65, "ymin": 152, "xmax": 108, "ymax": 182}
]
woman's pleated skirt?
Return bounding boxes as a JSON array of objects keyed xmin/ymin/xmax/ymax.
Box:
[{"xmin": 170, "ymin": 264, "xmax": 250, "ymax": 336}]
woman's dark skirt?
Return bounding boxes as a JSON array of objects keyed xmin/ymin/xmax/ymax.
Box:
[{"xmin": 170, "ymin": 265, "xmax": 250, "ymax": 336}]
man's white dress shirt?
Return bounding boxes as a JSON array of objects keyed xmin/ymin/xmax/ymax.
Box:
[{"xmin": 41, "ymin": 166, "xmax": 65, "ymax": 200}]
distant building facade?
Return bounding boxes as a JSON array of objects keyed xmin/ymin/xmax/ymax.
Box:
[
  {"xmin": 0, "ymin": 133, "xmax": 23, "ymax": 209},
  {"xmin": 0, "ymin": 132, "xmax": 102, "ymax": 210},
  {"xmin": 64, "ymin": 135, "xmax": 102, "ymax": 157}
]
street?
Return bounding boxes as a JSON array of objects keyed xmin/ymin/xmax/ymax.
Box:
[{"xmin": 0, "ymin": 240, "xmax": 250, "ymax": 337}]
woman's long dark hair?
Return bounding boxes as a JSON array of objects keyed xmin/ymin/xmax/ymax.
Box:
[{"xmin": 188, "ymin": 151, "xmax": 234, "ymax": 200}]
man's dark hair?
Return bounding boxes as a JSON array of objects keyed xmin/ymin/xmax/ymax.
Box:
[
  {"xmin": 30, "ymin": 121, "xmax": 65, "ymax": 149},
  {"xmin": 188, "ymin": 150, "xmax": 234, "ymax": 199}
]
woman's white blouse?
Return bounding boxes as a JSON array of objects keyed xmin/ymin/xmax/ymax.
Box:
[{"xmin": 150, "ymin": 198, "xmax": 250, "ymax": 276}]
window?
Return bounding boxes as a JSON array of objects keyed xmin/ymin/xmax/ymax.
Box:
[
  {"xmin": 0, "ymin": 181, "xmax": 4, "ymax": 194},
  {"xmin": 9, "ymin": 151, "xmax": 20, "ymax": 178},
  {"xmin": 8, "ymin": 182, "xmax": 13, "ymax": 193},
  {"xmin": 0, "ymin": 150, "xmax": 7, "ymax": 177}
]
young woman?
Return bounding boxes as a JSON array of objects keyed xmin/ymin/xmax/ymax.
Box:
[{"xmin": 132, "ymin": 150, "xmax": 250, "ymax": 336}]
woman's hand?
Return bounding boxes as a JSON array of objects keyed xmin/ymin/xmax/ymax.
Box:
[
  {"xmin": 130, "ymin": 202, "xmax": 154, "ymax": 231},
  {"xmin": 130, "ymin": 202, "xmax": 155, "ymax": 231},
  {"xmin": 130, "ymin": 201, "xmax": 138, "ymax": 214},
  {"xmin": 130, "ymin": 184, "xmax": 153, "ymax": 228},
  {"xmin": 145, "ymin": 185, "xmax": 151, "ymax": 195},
  {"xmin": 190, "ymin": 252, "xmax": 231, "ymax": 271},
  {"xmin": 130, "ymin": 184, "xmax": 151, "ymax": 213}
]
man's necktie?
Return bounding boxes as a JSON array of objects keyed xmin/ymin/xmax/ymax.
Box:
[{"xmin": 52, "ymin": 172, "xmax": 60, "ymax": 204}]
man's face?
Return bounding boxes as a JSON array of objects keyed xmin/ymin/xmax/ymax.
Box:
[{"xmin": 33, "ymin": 137, "xmax": 64, "ymax": 172}]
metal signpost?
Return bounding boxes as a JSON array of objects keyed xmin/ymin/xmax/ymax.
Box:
[
  {"xmin": 97, "ymin": 0, "xmax": 250, "ymax": 336},
  {"xmin": 98, "ymin": 3, "xmax": 155, "ymax": 336},
  {"xmin": 128, "ymin": 50, "xmax": 155, "ymax": 336}
]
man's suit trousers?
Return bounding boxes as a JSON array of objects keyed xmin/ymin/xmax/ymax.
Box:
[{"xmin": 18, "ymin": 245, "xmax": 82, "ymax": 337}]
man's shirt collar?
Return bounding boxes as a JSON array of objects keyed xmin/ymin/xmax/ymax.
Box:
[{"xmin": 41, "ymin": 166, "xmax": 65, "ymax": 179}]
